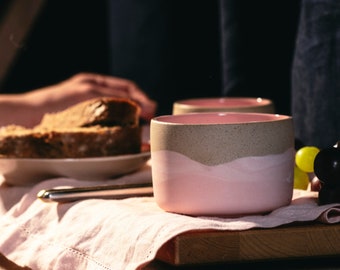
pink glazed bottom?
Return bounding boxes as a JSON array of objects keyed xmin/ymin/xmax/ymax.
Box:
[{"xmin": 151, "ymin": 149, "xmax": 294, "ymax": 216}]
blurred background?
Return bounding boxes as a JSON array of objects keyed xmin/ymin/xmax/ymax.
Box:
[{"xmin": 0, "ymin": 0, "xmax": 300, "ymax": 116}]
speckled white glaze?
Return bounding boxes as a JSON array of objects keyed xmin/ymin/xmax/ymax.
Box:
[
  {"xmin": 173, "ymin": 97, "xmax": 275, "ymax": 115},
  {"xmin": 150, "ymin": 112, "xmax": 295, "ymax": 216}
]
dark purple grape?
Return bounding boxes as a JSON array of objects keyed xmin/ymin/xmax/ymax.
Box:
[
  {"xmin": 314, "ymin": 147, "xmax": 340, "ymax": 187},
  {"xmin": 318, "ymin": 185, "xmax": 340, "ymax": 205},
  {"xmin": 310, "ymin": 176, "xmax": 322, "ymax": 192}
]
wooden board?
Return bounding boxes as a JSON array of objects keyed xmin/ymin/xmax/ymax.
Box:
[{"xmin": 156, "ymin": 223, "xmax": 340, "ymax": 266}]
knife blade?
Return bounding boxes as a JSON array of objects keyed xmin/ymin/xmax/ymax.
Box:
[{"xmin": 37, "ymin": 183, "xmax": 153, "ymax": 203}]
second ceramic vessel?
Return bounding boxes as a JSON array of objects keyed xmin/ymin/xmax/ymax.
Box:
[{"xmin": 173, "ymin": 97, "xmax": 275, "ymax": 115}]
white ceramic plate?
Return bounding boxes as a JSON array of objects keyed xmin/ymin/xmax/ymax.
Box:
[{"xmin": 0, "ymin": 152, "xmax": 151, "ymax": 186}]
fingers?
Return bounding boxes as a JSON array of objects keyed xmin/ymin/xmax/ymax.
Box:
[
  {"xmin": 71, "ymin": 73, "xmax": 157, "ymax": 120},
  {"xmin": 89, "ymin": 82, "xmax": 157, "ymax": 120},
  {"xmin": 71, "ymin": 72, "xmax": 136, "ymax": 91},
  {"xmin": 138, "ymin": 98, "xmax": 157, "ymax": 121}
]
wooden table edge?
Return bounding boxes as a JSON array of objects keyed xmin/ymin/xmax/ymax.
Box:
[{"xmin": 156, "ymin": 222, "xmax": 340, "ymax": 266}]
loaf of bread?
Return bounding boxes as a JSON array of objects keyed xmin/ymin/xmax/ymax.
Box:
[{"xmin": 0, "ymin": 97, "xmax": 142, "ymax": 158}]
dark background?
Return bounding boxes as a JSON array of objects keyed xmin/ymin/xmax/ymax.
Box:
[
  {"xmin": 0, "ymin": 1, "xmax": 110, "ymax": 93},
  {"xmin": 0, "ymin": 1, "xmax": 300, "ymax": 116}
]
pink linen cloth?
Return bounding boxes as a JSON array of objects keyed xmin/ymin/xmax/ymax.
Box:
[{"xmin": 0, "ymin": 164, "xmax": 340, "ymax": 270}]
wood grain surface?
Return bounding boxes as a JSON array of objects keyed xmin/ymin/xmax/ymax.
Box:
[{"xmin": 156, "ymin": 223, "xmax": 340, "ymax": 266}]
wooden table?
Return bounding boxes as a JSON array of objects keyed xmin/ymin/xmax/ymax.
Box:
[{"xmin": 155, "ymin": 222, "xmax": 340, "ymax": 266}]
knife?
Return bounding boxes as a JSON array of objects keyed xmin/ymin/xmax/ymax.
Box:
[{"xmin": 37, "ymin": 183, "xmax": 153, "ymax": 203}]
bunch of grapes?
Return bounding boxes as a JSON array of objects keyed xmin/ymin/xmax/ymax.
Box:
[
  {"xmin": 314, "ymin": 141, "xmax": 340, "ymax": 205},
  {"xmin": 293, "ymin": 140, "xmax": 340, "ymax": 205}
]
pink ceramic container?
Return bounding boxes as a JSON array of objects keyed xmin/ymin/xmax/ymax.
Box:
[
  {"xmin": 173, "ymin": 97, "xmax": 275, "ymax": 115},
  {"xmin": 150, "ymin": 112, "xmax": 294, "ymax": 216}
]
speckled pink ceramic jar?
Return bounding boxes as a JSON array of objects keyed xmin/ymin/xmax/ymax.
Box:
[
  {"xmin": 150, "ymin": 112, "xmax": 294, "ymax": 216},
  {"xmin": 173, "ymin": 97, "xmax": 275, "ymax": 115}
]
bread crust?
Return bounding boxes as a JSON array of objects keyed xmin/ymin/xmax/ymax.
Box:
[{"xmin": 36, "ymin": 97, "xmax": 140, "ymax": 129}]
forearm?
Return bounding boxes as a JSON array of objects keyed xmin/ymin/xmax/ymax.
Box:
[{"xmin": 0, "ymin": 93, "xmax": 44, "ymax": 128}]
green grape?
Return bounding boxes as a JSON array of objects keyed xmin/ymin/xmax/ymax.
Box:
[
  {"xmin": 295, "ymin": 146, "xmax": 320, "ymax": 173},
  {"xmin": 293, "ymin": 165, "xmax": 310, "ymax": 190}
]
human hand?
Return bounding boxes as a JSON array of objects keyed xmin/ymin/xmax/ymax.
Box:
[{"xmin": 29, "ymin": 72, "xmax": 157, "ymax": 121}]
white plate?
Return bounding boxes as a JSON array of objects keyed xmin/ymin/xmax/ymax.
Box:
[{"xmin": 0, "ymin": 152, "xmax": 151, "ymax": 186}]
